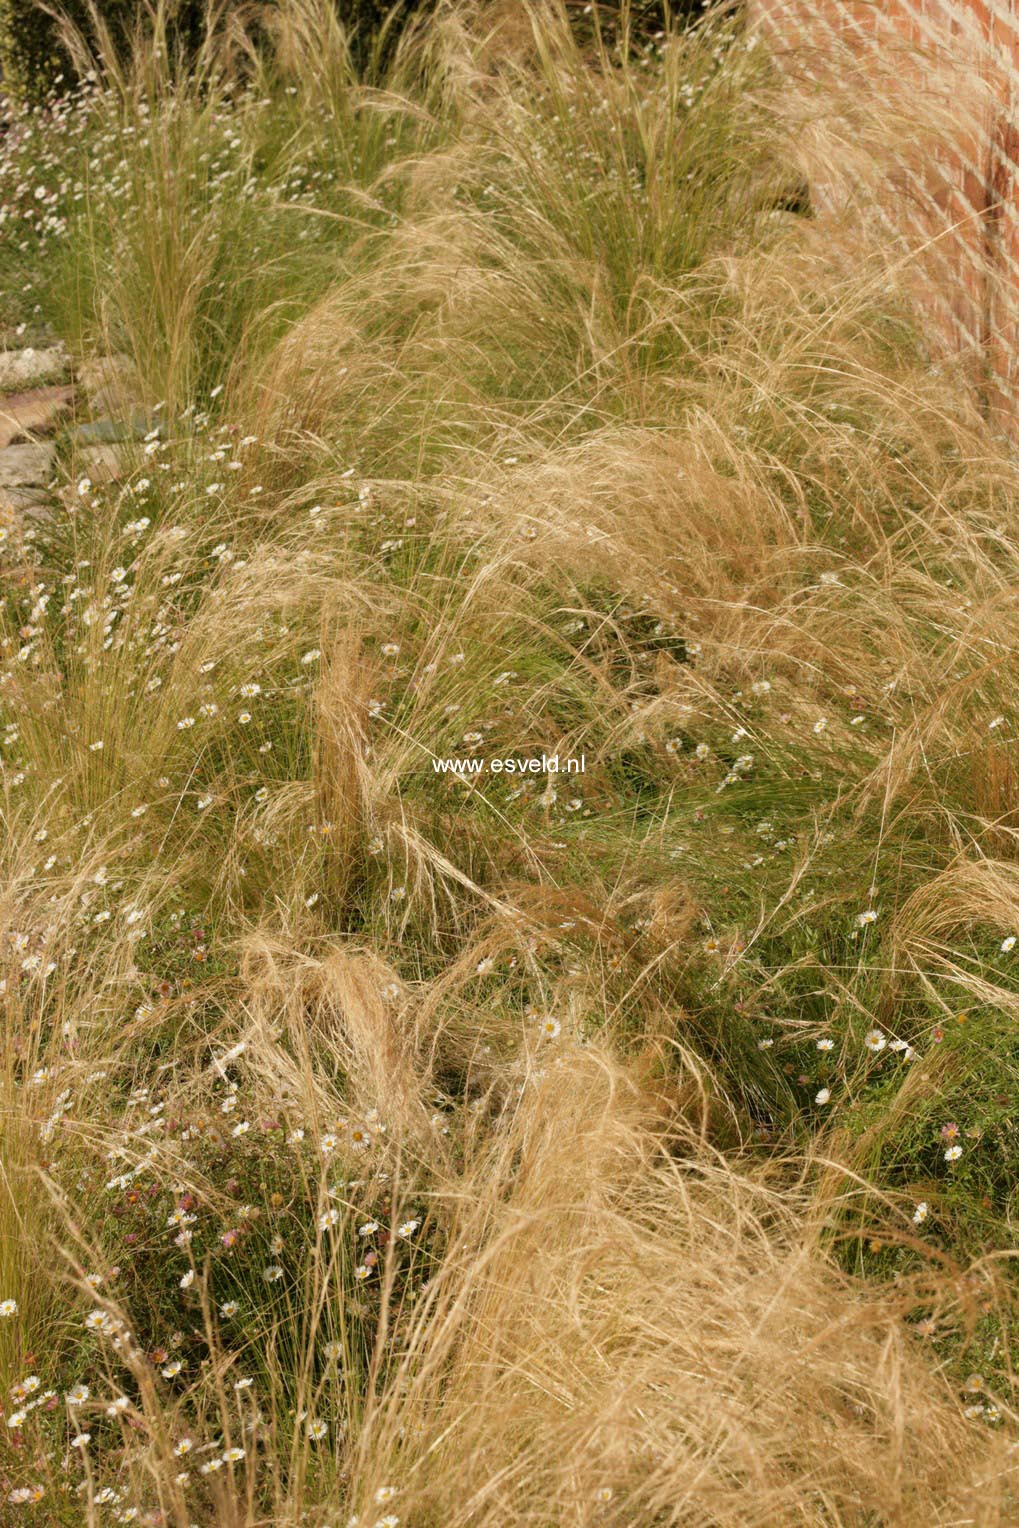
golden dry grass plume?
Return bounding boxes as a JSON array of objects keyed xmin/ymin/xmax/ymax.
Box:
[{"xmin": 0, "ymin": 0, "xmax": 1017, "ymax": 1522}]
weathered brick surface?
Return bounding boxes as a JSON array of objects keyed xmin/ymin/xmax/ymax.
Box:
[{"xmin": 752, "ymin": 0, "xmax": 1019, "ymax": 425}]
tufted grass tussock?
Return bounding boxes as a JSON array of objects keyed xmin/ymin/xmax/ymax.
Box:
[{"xmin": 1, "ymin": 0, "xmax": 1019, "ymax": 1521}]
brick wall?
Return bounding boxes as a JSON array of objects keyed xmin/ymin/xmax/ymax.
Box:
[{"xmin": 750, "ymin": 0, "xmax": 1019, "ymax": 425}]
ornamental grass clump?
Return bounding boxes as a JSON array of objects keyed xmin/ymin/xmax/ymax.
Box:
[{"xmin": 0, "ymin": 2, "xmax": 1018, "ymax": 1522}]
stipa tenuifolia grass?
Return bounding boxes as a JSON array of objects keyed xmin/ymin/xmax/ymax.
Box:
[{"xmin": 0, "ymin": 1, "xmax": 1018, "ymax": 1522}]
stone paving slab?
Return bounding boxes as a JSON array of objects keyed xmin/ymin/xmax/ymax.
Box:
[
  {"xmin": 0, "ymin": 441, "xmax": 55, "ymax": 488},
  {"xmin": 72, "ymin": 443, "xmax": 125, "ymax": 482},
  {"xmin": 0, "ymin": 344, "xmax": 71, "ymax": 390},
  {"xmin": 69, "ymin": 412, "xmax": 156, "ymax": 445},
  {"xmin": 0, "ymin": 385, "xmax": 75, "ymax": 449},
  {"xmin": 0, "ymin": 340, "xmax": 155, "ymax": 553}
]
